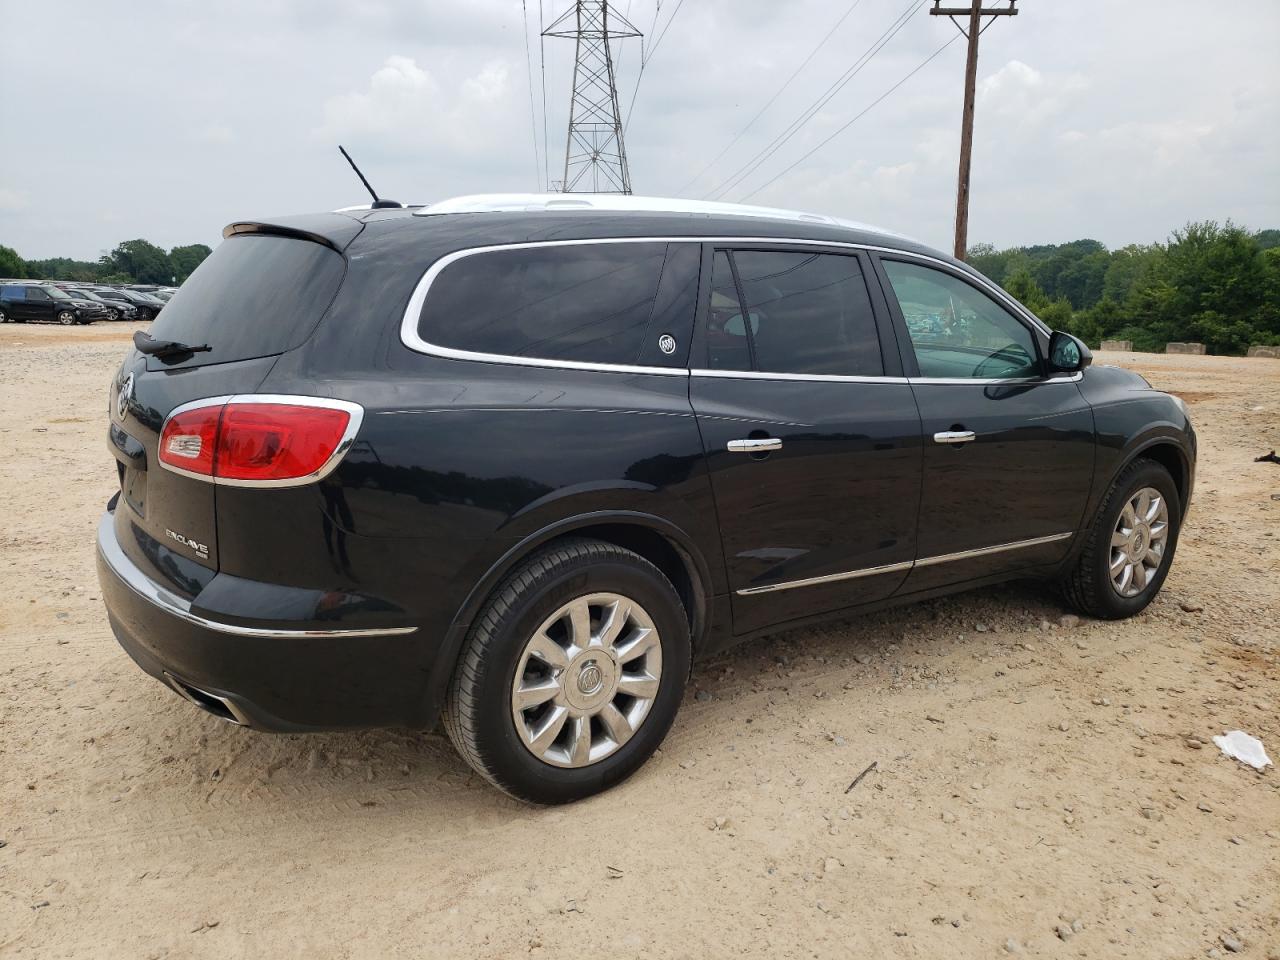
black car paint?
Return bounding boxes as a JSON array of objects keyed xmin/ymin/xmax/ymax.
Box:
[{"xmin": 97, "ymin": 207, "xmax": 1196, "ymax": 731}]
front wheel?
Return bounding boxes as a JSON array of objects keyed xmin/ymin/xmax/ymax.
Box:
[
  {"xmin": 58, "ymin": 310, "xmax": 76, "ymax": 326},
  {"xmin": 443, "ymin": 538, "xmax": 690, "ymax": 804},
  {"xmin": 1062, "ymin": 458, "xmax": 1181, "ymax": 619}
]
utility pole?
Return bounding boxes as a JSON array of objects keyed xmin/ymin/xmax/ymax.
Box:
[
  {"xmin": 929, "ymin": 0, "xmax": 1017, "ymax": 260},
  {"xmin": 544, "ymin": 1, "xmax": 641, "ymax": 193}
]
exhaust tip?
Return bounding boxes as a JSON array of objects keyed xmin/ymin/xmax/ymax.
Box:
[{"xmin": 163, "ymin": 672, "xmax": 248, "ymax": 726}]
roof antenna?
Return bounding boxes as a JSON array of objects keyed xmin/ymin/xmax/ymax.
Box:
[{"xmin": 338, "ymin": 145, "xmax": 402, "ymax": 209}]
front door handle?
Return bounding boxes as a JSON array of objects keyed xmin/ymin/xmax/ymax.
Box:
[
  {"xmin": 727, "ymin": 437, "xmax": 783, "ymax": 453},
  {"xmin": 934, "ymin": 430, "xmax": 976, "ymax": 445}
]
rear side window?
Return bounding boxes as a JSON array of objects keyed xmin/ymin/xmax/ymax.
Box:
[
  {"xmin": 146, "ymin": 235, "xmax": 345, "ymax": 368},
  {"xmin": 704, "ymin": 249, "xmax": 883, "ymax": 376},
  {"xmin": 417, "ymin": 242, "xmax": 672, "ymax": 366}
]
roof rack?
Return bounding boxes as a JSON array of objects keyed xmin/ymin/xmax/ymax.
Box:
[{"xmin": 412, "ymin": 193, "xmax": 903, "ymax": 238}]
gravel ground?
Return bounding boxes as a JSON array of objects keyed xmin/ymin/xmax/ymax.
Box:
[{"xmin": 0, "ymin": 324, "xmax": 1277, "ymax": 959}]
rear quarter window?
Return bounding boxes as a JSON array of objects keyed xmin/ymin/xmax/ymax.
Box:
[
  {"xmin": 145, "ymin": 235, "xmax": 345, "ymax": 368},
  {"xmin": 416, "ymin": 242, "xmax": 677, "ymax": 366}
]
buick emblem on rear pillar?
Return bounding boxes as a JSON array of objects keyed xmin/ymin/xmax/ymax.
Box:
[
  {"xmin": 116, "ymin": 373, "xmax": 134, "ymax": 421},
  {"xmin": 658, "ymin": 333, "xmax": 677, "ymax": 355}
]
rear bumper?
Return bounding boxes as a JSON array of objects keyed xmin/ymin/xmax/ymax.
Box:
[{"xmin": 95, "ymin": 511, "xmax": 429, "ymax": 731}]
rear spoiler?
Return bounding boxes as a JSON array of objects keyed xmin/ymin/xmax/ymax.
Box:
[{"xmin": 222, "ymin": 213, "xmax": 365, "ymax": 253}]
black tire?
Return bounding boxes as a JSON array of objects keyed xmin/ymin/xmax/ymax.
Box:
[
  {"xmin": 0, "ymin": 308, "xmax": 8, "ymax": 323},
  {"xmin": 57, "ymin": 310, "xmax": 76, "ymax": 326},
  {"xmin": 1062, "ymin": 457, "xmax": 1181, "ymax": 619},
  {"xmin": 443, "ymin": 538, "xmax": 690, "ymax": 804}
]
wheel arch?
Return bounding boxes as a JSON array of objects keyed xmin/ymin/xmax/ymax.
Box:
[
  {"xmin": 415, "ymin": 511, "xmax": 716, "ymax": 729},
  {"xmin": 1119, "ymin": 434, "xmax": 1192, "ymax": 516}
]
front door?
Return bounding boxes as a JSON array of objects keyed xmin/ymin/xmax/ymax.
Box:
[
  {"xmin": 690, "ymin": 245, "xmax": 922, "ymax": 635},
  {"xmin": 875, "ymin": 256, "xmax": 1096, "ymax": 591}
]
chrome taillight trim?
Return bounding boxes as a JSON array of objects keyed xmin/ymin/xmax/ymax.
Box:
[{"xmin": 156, "ymin": 394, "xmax": 365, "ymax": 489}]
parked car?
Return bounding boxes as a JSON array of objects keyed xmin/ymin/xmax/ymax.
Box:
[
  {"xmin": 58, "ymin": 287, "xmax": 139, "ymax": 321},
  {"xmin": 95, "ymin": 288, "xmax": 164, "ymax": 320},
  {"xmin": 96, "ymin": 195, "xmax": 1196, "ymax": 803},
  {"xmin": 0, "ymin": 281, "xmax": 107, "ymax": 324}
]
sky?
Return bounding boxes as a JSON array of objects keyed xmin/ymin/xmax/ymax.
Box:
[{"xmin": 1, "ymin": 0, "xmax": 1277, "ymax": 261}]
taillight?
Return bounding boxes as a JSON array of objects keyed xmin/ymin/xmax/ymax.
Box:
[{"xmin": 157, "ymin": 396, "xmax": 361, "ymax": 486}]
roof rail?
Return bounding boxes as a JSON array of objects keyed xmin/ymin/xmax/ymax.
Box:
[{"xmin": 413, "ymin": 193, "xmax": 903, "ymax": 238}]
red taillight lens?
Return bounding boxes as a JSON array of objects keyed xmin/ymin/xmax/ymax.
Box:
[
  {"xmin": 157, "ymin": 398, "xmax": 357, "ymax": 485},
  {"xmin": 216, "ymin": 403, "xmax": 352, "ymax": 482},
  {"xmin": 158, "ymin": 405, "xmax": 220, "ymax": 477}
]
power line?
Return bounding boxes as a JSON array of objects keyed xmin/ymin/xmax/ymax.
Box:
[
  {"xmin": 675, "ymin": 0, "xmax": 865, "ymax": 197},
  {"xmin": 622, "ymin": 0, "xmax": 687, "ymax": 133},
  {"xmin": 539, "ymin": 0, "xmax": 551, "ymax": 189},
  {"xmin": 738, "ymin": 33, "xmax": 961, "ymax": 201},
  {"xmin": 702, "ymin": 0, "xmax": 928, "ymax": 202},
  {"xmin": 521, "ymin": 0, "xmax": 543, "ymax": 189}
]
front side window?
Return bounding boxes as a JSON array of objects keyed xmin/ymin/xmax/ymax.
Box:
[
  {"xmin": 26, "ymin": 287, "xmax": 48, "ymax": 300},
  {"xmin": 704, "ymin": 249, "xmax": 883, "ymax": 377},
  {"xmin": 881, "ymin": 259, "xmax": 1039, "ymax": 380},
  {"xmin": 418, "ymin": 242, "xmax": 670, "ymax": 365}
]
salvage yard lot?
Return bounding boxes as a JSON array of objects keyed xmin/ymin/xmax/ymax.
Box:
[{"xmin": 0, "ymin": 323, "xmax": 1276, "ymax": 959}]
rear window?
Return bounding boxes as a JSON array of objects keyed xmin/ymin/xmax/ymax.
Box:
[
  {"xmin": 417, "ymin": 242, "xmax": 671, "ymax": 366},
  {"xmin": 145, "ymin": 235, "xmax": 345, "ymax": 368}
]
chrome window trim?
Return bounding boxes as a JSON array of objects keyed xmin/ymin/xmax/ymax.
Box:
[
  {"xmin": 735, "ymin": 531, "xmax": 1073, "ymax": 596},
  {"xmin": 398, "ymin": 236, "xmax": 1053, "ymax": 377},
  {"xmin": 97, "ymin": 515, "xmax": 417, "ymax": 638},
  {"xmin": 156, "ymin": 394, "xmax": 365, "ymax": 488}
]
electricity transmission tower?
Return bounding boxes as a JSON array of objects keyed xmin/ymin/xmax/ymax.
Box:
[
  {"xmin": 544, "ymin": 1, "xmax": 641, "ymax": 193},
  {"xmin": 930, "ymin": 0, "xmax": 1018, "ymax": 260}
]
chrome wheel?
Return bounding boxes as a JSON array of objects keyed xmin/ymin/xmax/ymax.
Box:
[
  {"xmin": 1109, "ymin": 486, "xmax": 1169, "ymax": 597},
  {"xmin": 58, "ymin": 310, "xmax": 75, "ymax": 325},
  {"xmin": 511, "ymin": 592, "xmax": 662, "ymax": 769}
]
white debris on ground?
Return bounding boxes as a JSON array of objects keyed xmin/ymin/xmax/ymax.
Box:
[{"xmin": 1212, "ymin": 730, "xmax": 1273, "ymax": 770}]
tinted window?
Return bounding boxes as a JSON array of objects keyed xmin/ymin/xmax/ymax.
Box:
[
  {"xmin": 146, "ymin": 235, "xmax": 345, "ymax": 368},
  {"xmin": 26, "ymin": 287, "xmax": 48, "ymax": 300},
  {"xmin": 418, "ymin": 243, "xmax": 668, "ymax": 365},
  {"xmin": 704, "ymin": 250, "xmax": 883, "ymax": 376},
  {"xmin": 0, "ymin": 285, "xmax": 21, "ymax": 298},
  {"xmin": 881, "ymin": 259, "xmax": 1039, "ymax": 380}
]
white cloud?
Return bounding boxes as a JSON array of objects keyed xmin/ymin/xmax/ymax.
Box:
[
  {"xmin": 0, "ymin": 188, "xmax": 31, "ymax": 212},
  {"xmin": 189, "ymin": 123, "xmax": 236, "ymax": 145}
]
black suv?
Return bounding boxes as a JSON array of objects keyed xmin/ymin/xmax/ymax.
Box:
[
  {"xmin": 0, "ymin": 282, "xmax": 108, "ymax": 324},
  {"xmin": 96, "ymin": 196, "xmax": 1196, "ymax": 803}
]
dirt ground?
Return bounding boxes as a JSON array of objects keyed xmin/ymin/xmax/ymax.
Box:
[{"xmin": 1, "ymin": 323, "xmax": 1277, "ymax": 959}]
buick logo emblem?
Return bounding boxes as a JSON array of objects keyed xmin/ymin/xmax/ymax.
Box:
[
  {"xmin": 116, "ymin": 373, "xmax": 134, "ymax": 421},
  {"xmin": 658, "ymin": 334, "xmax": 677, "ymax": 355}
]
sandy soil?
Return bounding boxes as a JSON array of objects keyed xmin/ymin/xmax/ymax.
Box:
[{"xmin": 1, "ymin": 324, "xmax": 1277, "ymax": 959}]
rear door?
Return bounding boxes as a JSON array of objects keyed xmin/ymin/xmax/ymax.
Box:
[
  {"xmin": 107, "ymin": 231, "xmax": 349, "ymax": 598},
  {"xmin": 874, "ymin": 255, "xmax": 1095, "ymax": 590},
  {"xmin": 22, "ymin": 286, "xmax": 54, "ymax": 321},
  {"xmin": 689, "ymin": 244, "xmax": 922, "ymax": 635}
]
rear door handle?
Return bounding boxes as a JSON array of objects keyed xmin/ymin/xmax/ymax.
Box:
[
  {"xmin": 933, "ymin": 430, "xmax": 976, "ymax": 445},
  {"xmin": 727, "ymin": 438, "xmax": 783, "ymax": 453}
]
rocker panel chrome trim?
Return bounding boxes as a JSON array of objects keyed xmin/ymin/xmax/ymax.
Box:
[{"xmin": 734, "ymin": 532, "xmax": 1074, "ymax": 596}]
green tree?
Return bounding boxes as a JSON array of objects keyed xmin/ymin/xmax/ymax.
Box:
[
  {"xmin": 105, "ymin": 239, "xmax": 173, "ymax": 284},
  {"xmin": 168, "ymin": 243, "xmax": 212, "ymax": 283},
  {"xmin": 0, "ymin": 244, "xmax": 26, "ymax": 278}
]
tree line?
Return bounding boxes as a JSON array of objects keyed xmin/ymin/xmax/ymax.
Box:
[
  {"xmin": 968, "ymin": 222, "xmax": 1280, "ymax": 355},
  {"xmin": 0, "ymin": 239, "xmax": 212, "ymax": 286}
]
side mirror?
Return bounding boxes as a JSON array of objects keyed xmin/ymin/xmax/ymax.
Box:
[{"xmin": 1048, "ymin": 330, "xmax": 1092, "ymax": 373}]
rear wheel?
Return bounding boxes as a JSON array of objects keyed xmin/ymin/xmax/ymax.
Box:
[
  {"xmin": 1062, "ymin": 458, "xmax": 1181, "ymax": 619},
  {"xmin": 443, "ymin": 538, "xmax": 690, "ymax": 803},
  {"xmin": 0, "ymin": 308, "xmax": 8, "ymax": 323},
  {"xmin": 58, "ymin": 310, "xmax": 75, "ymax": 326}
]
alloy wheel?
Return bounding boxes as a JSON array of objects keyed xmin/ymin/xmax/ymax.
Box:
[
  {"xmin": 58, "ymin": 311, "xmax": 75, "ymax": 325},
  {"xmin": 1109, "ymin": 486, "xmax": 1169, "ymax": 597},
  {"xmin": 510, "ymin": 592, "xmax": 663, "ymax": 769}
]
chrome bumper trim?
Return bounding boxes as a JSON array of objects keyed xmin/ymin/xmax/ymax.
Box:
[
  {"xmin": 97, "ymin": 514, "xmax": 417, "ymax": 639},
  {"xmin": 736, "ymin": 532, "xmax": 1074, "ymax": 596}
]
